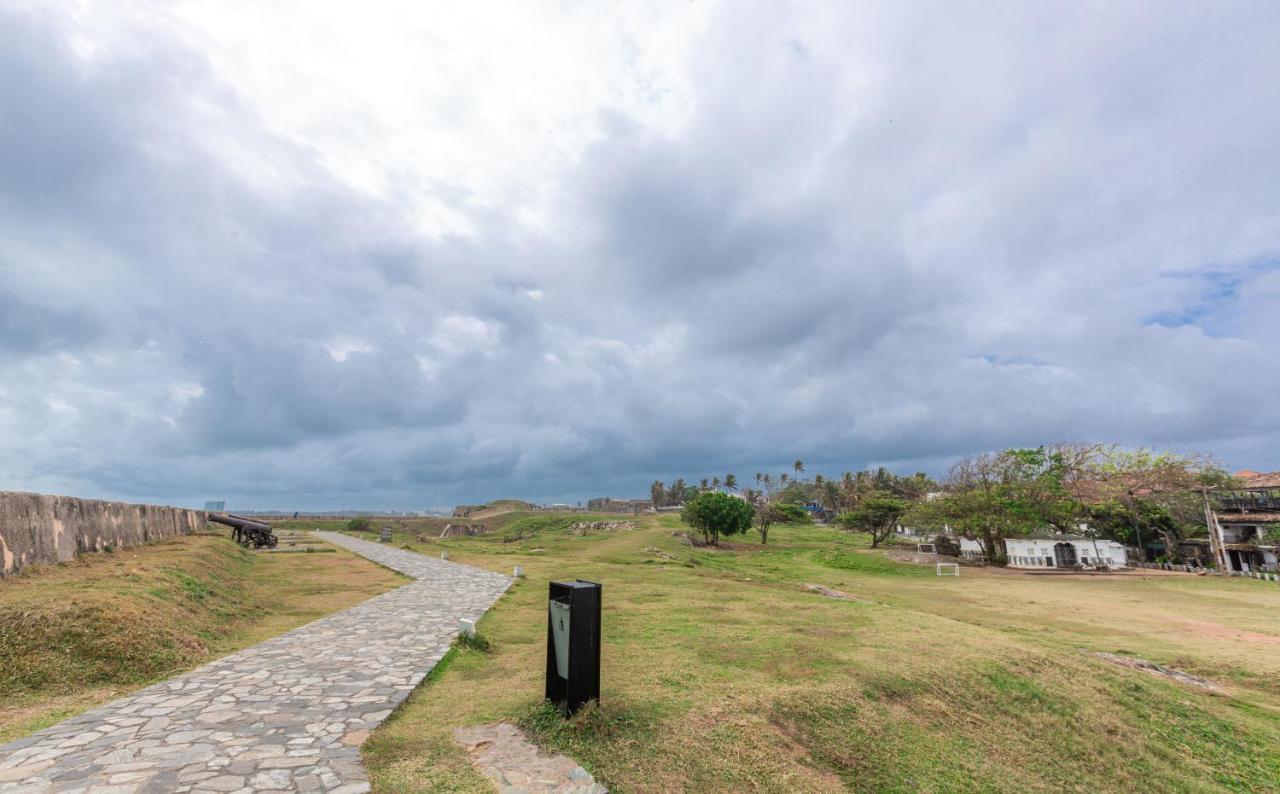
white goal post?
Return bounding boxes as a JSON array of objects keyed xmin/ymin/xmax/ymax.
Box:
[
  {"xmin": 936, "ymin": 563, "xmax": 960, "ymax": 577},
  {"xmin": 916, "ymin": 543, "xmax": 936, "ymax": 554}
]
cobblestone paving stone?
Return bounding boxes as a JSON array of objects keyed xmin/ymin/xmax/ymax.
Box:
[
  {"xmin": 453, "ymin": 724, "xmax": 606, "ymax": 793},
  {"xmin": 0, "ymin": 532, "xmax": 511, "ymax": 793}
]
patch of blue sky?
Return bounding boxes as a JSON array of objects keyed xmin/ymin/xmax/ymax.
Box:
[
  {"xmin": 973, "ymin": 353, "xmax": 1055, "ymax": 368},
  {"xmin": 1143, "ymin": 258, "xmax": 1280, "ymax": 337}
]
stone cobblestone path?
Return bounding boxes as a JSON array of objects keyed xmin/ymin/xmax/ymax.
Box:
[{"xmin": 0, "ymin": 532, "xmax": 511, "ymax": 793}]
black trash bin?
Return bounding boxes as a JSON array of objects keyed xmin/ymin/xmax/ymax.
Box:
[{"xmin": 546, "ymin": 579, "xmax": 601, "ymax": 716}]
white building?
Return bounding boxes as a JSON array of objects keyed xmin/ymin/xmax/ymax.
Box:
[
  {"xmin": 958, "ymin": 537, "xmax": 984, "ymax": 559},
  {"xmin": 957, "ymin": 535, "xmax": 1127, "ymax": 569},
  {"xmin": 1005, "ymin": 535, "xmax": 1128, "ymax": 569}
]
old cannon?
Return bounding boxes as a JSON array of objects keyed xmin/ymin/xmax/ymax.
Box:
[{"xmin": 209, "ymin": 512, "xmax": 278, "ymax": 549}]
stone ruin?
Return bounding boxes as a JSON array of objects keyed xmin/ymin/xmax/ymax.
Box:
[
  {"xmin": 569, "ymin": 520, "xmax": 636, "ymax": 536},
  {"xmin": 439, "ymin": 523, "xmax": 489, "ymax": 538}
]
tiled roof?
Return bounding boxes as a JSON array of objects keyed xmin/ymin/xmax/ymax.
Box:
[
  {"xmin": 1020, "ymin": 534, "xmax": 1096, "ymax": 542},
  {"xmin": 1217, "ymin": 512, "xmax": 1280, "ymax": 523},
  {"xmin": 1240, "ymin": 471, "xmax": 1280, "ymax": 488}
]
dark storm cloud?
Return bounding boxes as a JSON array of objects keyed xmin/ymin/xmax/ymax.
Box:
[{"xmin": 1, "ymin": 2, "xmax": 1278, "ymax": 510}]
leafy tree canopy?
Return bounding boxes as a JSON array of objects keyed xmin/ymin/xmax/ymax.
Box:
[
  {"xmin": 837, "ymin": 496, "xmax": 910, "ymax": 547},
  {"xmin": 681, "ymin": 491, "xmax": 755, "ymax": 545}
]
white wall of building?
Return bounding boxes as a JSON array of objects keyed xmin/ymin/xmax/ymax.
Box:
[{"xmin": 1005, "ymin": 537, "xmax": 1127, "ymax": 569}]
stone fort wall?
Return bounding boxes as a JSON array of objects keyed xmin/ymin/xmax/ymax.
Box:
[{"xmin": 0, "ymin": 491, "xmax": 206, "ymax": 577}]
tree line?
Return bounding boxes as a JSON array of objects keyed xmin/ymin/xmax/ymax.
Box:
[
  {"xmin": 673, "ymin": 445, "xmax": 1232, "ymax": 563},
  {"xmin": 651, "ymin": 461, "xmax": 936, "ymax": 513}
]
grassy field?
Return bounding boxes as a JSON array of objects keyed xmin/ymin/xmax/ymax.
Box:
[
  {"xmin": 281, "ymin": 512, "xmax": 1280, "ymax": 793},
  {"xmin": 0, "ymin": 531, "xmax": 406, "ymax": 742}
]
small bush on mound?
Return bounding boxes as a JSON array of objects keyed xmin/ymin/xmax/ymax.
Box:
[
  {"xmin": 681, "ymin": 491, "xmax": 755, "ymax": 546},
  {"xmin": 347, "ymin": 517, "xmax": 373, "ymax": 532}
]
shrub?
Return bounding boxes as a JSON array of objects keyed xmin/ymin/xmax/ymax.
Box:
[
  {"xmin": 681, "ymin": 491, "xmax": 755, "ymax": 545},
  {"xmin": 347, "ymin": 517, "xmax": 373, "ymax": 532}
]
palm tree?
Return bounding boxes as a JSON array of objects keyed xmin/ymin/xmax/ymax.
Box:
[
  {"xmin": 780, "ymin": 473, "xmax": 790, "ymax": 486},
  {"xmin": 725, "ymin": 473, "xmax": 738, "ymax": 490},
  {"xmin": 821, "ymin": 480, "xmax": 843, "ymax": 514},
  {"xmin": 712, "ymin": 476, "xmax": 721, "ymax": 490},
  {"xmin": 793, "ymin": 459, "xmax": 805, "ymax": 475},
  {"xmin": 842, "ymin": 471, "xmax": 872, "ymax": 507},
  {"xmin": 755, "ymin": 472, "xmax": 763, "ymax": 487},
  {"xmin": 700, "ymin": 478, "xmax": 709, "ymax": 491}
]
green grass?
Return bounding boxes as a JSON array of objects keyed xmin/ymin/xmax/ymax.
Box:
[
  {"xmin": 350, "ymin": 512, "xmax": 1280, "ymax": 793},
  {"xmin": 814, "ymin": 547, "xmax": 932, "ymax": 576},
  {"xmin": 0, "ymin": 531, "xmax": 407, "ymax": 742}
]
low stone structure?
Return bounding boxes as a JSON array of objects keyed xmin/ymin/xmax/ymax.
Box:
[
  {"xmin": 440, "ymin": 524, "xmax": 490, "ymax": 538},
  {"xmin": 569, "ymin": 521, "xmax": 635, "ymax": 536},
  {"xmin": 584, "ymin": 498, "xmax": 651, "ymax": 514},
  {"xmin": 0, "ymin": 491, "xmax": 206, "ymax": 578}
]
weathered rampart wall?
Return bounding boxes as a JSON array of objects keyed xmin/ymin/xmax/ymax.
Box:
[{"xmin": 0, "ymin": 491, "xmax": 206, "ymax": 577}]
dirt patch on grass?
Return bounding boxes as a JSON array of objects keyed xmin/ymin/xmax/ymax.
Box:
[
  {"xmin": 1176, "ymin": 618, "xmax": 1280, "ymax": 645},
  {"xmin": 672, "ymin": 531, "xmax": 764, "ymax": 551}
]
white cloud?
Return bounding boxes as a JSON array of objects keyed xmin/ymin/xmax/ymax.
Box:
[
  {"xmin": 325, "ymin": 338, "xmax": 374, "ymax": 363},
  {"xmin": 1, "ymin": 1, "xmax": 1278, "ymax": 508}
]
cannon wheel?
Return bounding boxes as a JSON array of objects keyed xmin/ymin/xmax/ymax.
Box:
[{"xmin": 267, "ymin": 535, "xmax": 278, "ymax": 549}]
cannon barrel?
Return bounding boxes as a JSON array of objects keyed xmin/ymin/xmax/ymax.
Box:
[
  {"xmin": 209, "ymin": 513, "xmax": 278, "ymax": 548},
  {"xmin": 209, "ymin": 512, "xmax": 272, "ymax": 532}
]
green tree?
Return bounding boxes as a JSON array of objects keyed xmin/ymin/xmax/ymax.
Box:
[
  {"xmin": 724, "ymin": 473, "xmax": 738, "ymax": 491},
  {"xmin": 837, "ymin": 497, "xmax": 910, "ymax": 547},
  {"xmin": 1087, "ymin": 446, "xmax": 1227, "ymax": 559},
  {"xmin": 670, "ymin": 478, "xmax": 688, "ymax": 504},
  {"xmin": 752, "ymin": 502, "xmax": 803, "ymax": 545},
  {"xmin": 819, "ymin": 479, "xmax": 844, "ymax": 514},
  {"xmin": 347, "ymin": 517, "xmax": 372, "ymax": 532},
  {"xmin": 1086, "ymin": 499, "xmax": 1178, "ymax": 547},
  {"xmin": 682, "ymin": 491, "xmax": 755, "ymax": 545},
  {"xmin": 909, "ymin": 447, "xmax": 1083, "ymax": 564},
  {"xmin": 649, "ymin": 480, "xmax": 666, "ymax": 508},
  {"xmin": 793, "ymin": 459, "xmax": 805, "ymax": 475}
]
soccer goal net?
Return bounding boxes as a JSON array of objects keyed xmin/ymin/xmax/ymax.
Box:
[
  {"xmin": 936, "ymin": 563, "xmax": 960, "ymax": 577},
  {"xmin": 916, "ymin": 543, "xmax": 936, "ymax": 554}
]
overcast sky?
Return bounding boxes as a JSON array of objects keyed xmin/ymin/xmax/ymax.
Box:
[{"xmin": 2, "ymin": 2, "xmax": 1278, "ymax": 511}]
